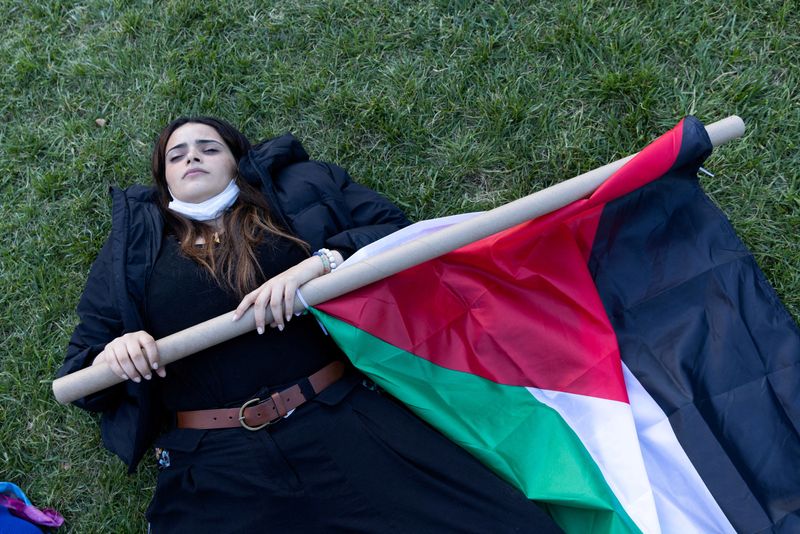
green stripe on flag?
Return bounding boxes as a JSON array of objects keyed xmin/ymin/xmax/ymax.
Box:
[{"xmin": 312, "ymin": 309, "xmax": 640, "ymax": 534}]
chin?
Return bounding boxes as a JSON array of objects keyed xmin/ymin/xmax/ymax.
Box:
[{"xmin": 177, "ymin": 187, "xmax": 221, "ymax": 204}]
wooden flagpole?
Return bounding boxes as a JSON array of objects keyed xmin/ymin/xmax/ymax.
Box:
[{"xmin": 53, "ymin": 116, "xmax": 745, "ymax": 404}]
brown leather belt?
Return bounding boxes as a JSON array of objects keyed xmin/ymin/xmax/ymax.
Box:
[{"xmin": 176, "ymin": 361, "xmax": 345, "ymax": 431}]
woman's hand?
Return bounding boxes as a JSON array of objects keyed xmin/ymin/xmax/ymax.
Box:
[
  {"xmin": 232, "ymin": 251, "xmax": 343, "ymax": 333},
  {"xmin": 92, "ymin": 331, "xmax": 166, "ymax": 383}
]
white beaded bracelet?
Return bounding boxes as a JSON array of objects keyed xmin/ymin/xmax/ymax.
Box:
[{"xmin": 313, "ymin": 248, "xmax": 338, "ymax": 273}]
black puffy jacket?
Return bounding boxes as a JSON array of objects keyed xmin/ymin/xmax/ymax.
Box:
[{"xmin": 57, "ymin": 133, "xmax": 411, "ymax": 472}]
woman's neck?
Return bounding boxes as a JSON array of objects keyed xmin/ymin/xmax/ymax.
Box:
[
  {"xmin": 206, "ymin": 215, "xmax": 224, "ymax": 231},
  {"xmin": 194, "ymin": 216, "xmax": 225, "ymax": 245}
]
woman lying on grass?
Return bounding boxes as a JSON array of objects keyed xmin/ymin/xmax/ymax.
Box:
[{"xmin": 57, "ymin": 117, "xmax": 561, "ymax": 532}]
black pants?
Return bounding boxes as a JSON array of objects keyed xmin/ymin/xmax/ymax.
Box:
[{"xmin": 146, "ymin": 383, "xmax": 562, "ymax": 533}]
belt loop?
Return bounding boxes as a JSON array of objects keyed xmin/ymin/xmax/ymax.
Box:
[
  {"xmin": 297, "ymin": 377, "xmax": 316, "ymax": 401},
  {"xmin": 271, "ymin": 391, "xmax": 288, "ymax": 417}
]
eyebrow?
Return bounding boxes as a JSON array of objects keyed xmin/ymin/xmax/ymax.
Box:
[{"xmin": 166, "ymin": 139, "xmax": 224, "ymax": 155}]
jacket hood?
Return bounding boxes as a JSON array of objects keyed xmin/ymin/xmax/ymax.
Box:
[{"xmin": 238, "ymin": 133, "xmax": 310, "ymax": 187}]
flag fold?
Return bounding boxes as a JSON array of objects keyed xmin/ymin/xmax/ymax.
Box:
[{"xmin": 312, "ymin": 116, "xmax": 800, "ymax": 533}]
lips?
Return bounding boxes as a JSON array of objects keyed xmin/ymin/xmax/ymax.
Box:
[{"xmin": 183, "ymin": 168, "xmax": 208, "ymax": 178}]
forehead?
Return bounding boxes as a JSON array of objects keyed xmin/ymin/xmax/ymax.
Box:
[{"xmin": 166, "ymin": 123, "xmax": 226, "ymax": 151}]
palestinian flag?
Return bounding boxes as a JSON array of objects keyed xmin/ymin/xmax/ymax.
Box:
[{"xmin": 311, "ymin": 117, "xmax": 800, "ymax": 533}]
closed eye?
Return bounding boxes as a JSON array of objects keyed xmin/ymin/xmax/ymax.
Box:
[{"xmin": 169, "ymin": 154, "xmax": 185, "ymax": 162}]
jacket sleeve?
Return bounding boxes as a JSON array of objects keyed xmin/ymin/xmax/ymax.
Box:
[
  {"xmin": 321, "ymin": 163, "xmax": 412, "ymax": 258},
  {"xmin": 56, "ymin": 236, "xmax": 125, "ymax": 412}
]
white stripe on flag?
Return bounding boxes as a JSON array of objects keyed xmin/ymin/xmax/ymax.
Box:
[
  {"xmin": 527, "ymin": 387, "xmax": 661, "ymax": 534},
  {"xmin": 623, "ymin": 364, "xmax": 734, "ymax": 533}
]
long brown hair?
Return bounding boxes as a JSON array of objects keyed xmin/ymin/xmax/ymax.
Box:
[{"xmin": 151, "ymin": 117, "xmax": 309, "ymax": 298}]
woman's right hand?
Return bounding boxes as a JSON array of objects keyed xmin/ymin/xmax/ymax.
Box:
[{"xmin": 92, "ymin": 331, "xmax": 166, "ymax": 383}]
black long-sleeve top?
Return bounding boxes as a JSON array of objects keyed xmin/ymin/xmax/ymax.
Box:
[{"xmin": 146, "ymin": 235, "xmax": 340, "ymax": 412}]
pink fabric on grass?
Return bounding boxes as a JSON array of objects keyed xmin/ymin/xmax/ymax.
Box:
[{"xmin": 0, "ymin": 495, "xmax": 64, "ymax": 528}]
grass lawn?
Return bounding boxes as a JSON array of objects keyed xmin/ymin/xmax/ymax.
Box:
[{"xmin": 1, "ymin": 0, "xmax": 797, "ymax": 531}]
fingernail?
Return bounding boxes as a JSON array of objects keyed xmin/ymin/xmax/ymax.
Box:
[
  {"xmin": 231, "ymin": 314, "xmax": 239, "ymax": 322},
  {"xmin": 257, "ymin": 327, "xmax": 264, "ymax": 335},
  {"xmin": 133, "ymin": 377, "xmax": 141, "ymax": 383},
  {"xmin": 145, "ymin": 374, "xmax": 152, "ymax": 380},
  {"xmin": 152, "ymin": 362, "xmax": 159, "ymax": 370},
  {"xmin": 285, "ymin": 315, "xmax": 291, "ymax": 322},
  {"xmin": 278, "ymin": 324, "xmax": 284, "ymax": 332}
]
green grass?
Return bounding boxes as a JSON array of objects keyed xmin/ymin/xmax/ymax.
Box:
[{"xmin": 0, "ymin": 0, "xmax": 797, "ymax": 531}]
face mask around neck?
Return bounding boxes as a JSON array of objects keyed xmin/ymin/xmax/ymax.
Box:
[{"xmin": 167, "ymin": 180, "xmax": 240, "ymax": 221}]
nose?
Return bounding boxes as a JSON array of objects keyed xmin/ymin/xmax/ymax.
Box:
[{"xmin": 185, "ymin": 145, "xmax": 201, "ymax": 163}]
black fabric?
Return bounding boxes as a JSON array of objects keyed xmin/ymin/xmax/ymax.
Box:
[
  {"xmin": 238, "ymin": 137, "xmax": 411, "ymax": 260},
  {"xmin": 589, "ymin": 117, "xmax": 800, "ymax": 532},
  {"xmin": 146, "ymin": 236, "xmax": 341, "ymax": 411},
  {"xmin": 57, "ymin": 133, "xmax": 411, "ymax": 472},
  {"xmin": 146, "ymin": 385, "xmax": 562, "ymax": 533}
]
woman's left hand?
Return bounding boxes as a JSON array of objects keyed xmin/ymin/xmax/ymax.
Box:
[{"xmin": 231, "ymin": 251, "xmax": 341, "ymax": 333}]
